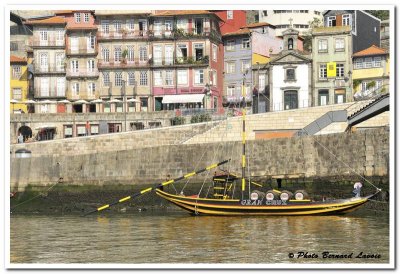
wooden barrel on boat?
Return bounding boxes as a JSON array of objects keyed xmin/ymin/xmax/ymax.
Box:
[
  {"xmin": 251, "ymin": 190, "xmax": 266, "ymax": 201},
  {"xmin": 294, "ymin": 190, "xmax": 309, "ymax": 200},
  {"xmin": 280, "ymin": 190, "xmax": 293, "ymax": 201},
  {"xmin": 265, "ymin": 190, "xmax": 280, "ymax": 201}
]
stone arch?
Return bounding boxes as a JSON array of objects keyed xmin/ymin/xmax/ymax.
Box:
[{"xmin": 18, "ymin": 125, "xmax": 32, "ymax": 141}]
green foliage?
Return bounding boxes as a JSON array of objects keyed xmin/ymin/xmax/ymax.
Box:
[
  {"xmin": 171, "ymin": 116, "xmax": 185, "ymax": 126},
  {"xmin": 190, "ymin": 113, "xmax": 211, "ymax": 124},
  {"xmin": 353, "ymin": 79, "xmax": 362, "ymax": 89},
  {"xmin": 365, "ymin": 10, "xmax": 389, "ymax": 20},
  {"xmin": 302, "ymin": 17, "xmax": 323, "ymax": 52},
  {"xmin": 122, "ymin": 49, "xmax": 128, "ymax": 59},
  {"xmin": 367, "ymin": 81, "xmax": 376, "ymax": 90}
]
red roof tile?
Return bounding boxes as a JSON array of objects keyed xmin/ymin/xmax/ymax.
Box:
[
  {"xmin": 154, "ymin": 10, "xmax": 214, "ymax": 16},
  {"xmin": 223, "ymin": 28, "xmax": 251, "ymax": 37},
  {"xmin": 25, "ymin": 16, "xmax": 66, "ymax": 25},
  {"xmin": 353, "ymin": 45, "xmax": 388, "ymax": 57},
  {"xmin": 243, "ymin": 22, "xmax": 275, "ymax": 29},
  {"xmin": 10, "ymin": 55, "xmax": 27, "ymax": 63}
]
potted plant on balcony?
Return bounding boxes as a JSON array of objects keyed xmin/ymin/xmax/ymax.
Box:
[{"xmin": 122, "ymin": 49, "xmax": 128, "ymax": 64}]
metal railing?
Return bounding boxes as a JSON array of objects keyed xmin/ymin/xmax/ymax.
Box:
[
  {"xmin": 98, "ymin": 59, "xmax": 151, "ymax": 68},
  {"xmin": 97, "ymin": 30, "xmax": 150, "ymax": 40},
  {"xmin": 33, "ymin": 86, "xmax": 66, "ymax": 98},
  {"xmin": 66, "ymin": 69, "xmax": 99, "ymax": 78},
  {"xmin": 33, "ymin": 64, "xmax": 66, "ymax": 74},
  {"xmin": 151, "ymin": 56, "xmax": 209, "ymax": 67},
  {"xmin": 66, "ymin": 47, "xmax": 97, "ymax": 55},
  {"xmin": 30, "ymin": 38, "xmax": 65, "ymax": 47}
]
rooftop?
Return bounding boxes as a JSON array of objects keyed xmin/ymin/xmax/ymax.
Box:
[
  {"xmin": 25, "ymin": 16, "xmax": 66, "ymax": 25},
  {"xmin": 244, "ymin": 22, "xmax": 276, "ymax": 29},
  {"xmin": 10, "ymin": 55, "xmax": 27, "ymax": 63},
  {"xmin": 353, "ymin": 45, "xmax": 388, "ymax": 57},
  {"xmin": 312, "ymin": 25, "xmax": 351, "ymax": 35},
  {"xmin": 223, "ymin": 28, "xmax": 251, "ymax": 37}
]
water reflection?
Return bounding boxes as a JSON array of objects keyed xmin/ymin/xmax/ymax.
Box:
[{"xmin": 10, "ymin": 212, "xmax": 389, "ymax": 264}]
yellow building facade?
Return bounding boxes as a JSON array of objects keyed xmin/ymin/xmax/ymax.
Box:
[
  {"xmin": 352, "ymin": 45, "xmax": 389, "ymax": 94},
  {"xmin": 10, "ymin": 55, "xmax": 29, "ymax": 113}
]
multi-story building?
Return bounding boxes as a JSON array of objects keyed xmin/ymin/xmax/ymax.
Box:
[
  {"xmin": 149, "ymin": 10, "xmax": 224, "ymax": 111},
  {"xmin": 10, "ymin": 12, "xmax": 32, "ymax": 59},
  {"xmin": 322, "ymin": 10, "xmax": 381, "ymax": 53},
  {"xmin": 55, "ymin": 10, "xmax": 99, "ymax": 113},
  {"xmin": 267, "ymin": 28, "xmax": 312, "ymax": 111},
  {"xmin": 352, "ymin": 45, "xmax": 389, "ymax": 98},
  {"xmin": 380, "ymin": 19, "xmax": 389, "ymax": 51},
  {"xmin": 223, "ymin": 23, "xmax": 282, "ymax": 108},
  {"xmin": 95, "ymin": 10, "xmax": 153, "ymax": 113},
  {"xmin": 10, "ymin": 55, "xmax": 29, "ymax": 113},
  {"xmin": 211, "ymin": 10, "xmax": 247, "ymax": 35},
  {"xmin": 25, "ymin": 16, "xmax": 67, "ymax": 113},
  {"xmin": 258, "ymin": 10, "xmax": 323, "ymax": 36},
  {"xmin": 311, "ymin": 10, "xmax": 381, "ymax": 106}
]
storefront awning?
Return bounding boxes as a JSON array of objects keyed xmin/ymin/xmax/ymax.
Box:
[{"xmin": 162, "ymin": 94, "xmax": 205, "ymax": 104}]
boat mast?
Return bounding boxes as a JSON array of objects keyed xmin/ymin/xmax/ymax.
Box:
[{"xmin": 241, "ymin": 71, "xmax": 247, "ymax": 200}]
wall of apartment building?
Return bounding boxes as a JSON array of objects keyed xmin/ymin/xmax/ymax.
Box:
[{"xmin": 312, "ymin": 27, "xmax": 353, "ymax": 106}]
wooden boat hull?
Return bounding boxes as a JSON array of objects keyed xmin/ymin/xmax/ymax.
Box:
[{"xmin": 155, "ymin": 189, "xmax": 377, "ymax": 216}]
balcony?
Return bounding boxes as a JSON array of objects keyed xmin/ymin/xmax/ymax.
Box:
[
  {"xmin": 33, "ymin": 64, "xmax": 66, "ymax": 74},
  {"xmin": 98, "ymin": 59, "xmax": 151, "ymax": 69},
  {"xmin": 151, "ymin": 56, "xmax": 209, "ymax": 68},
  {"xmin": 97, "ymin": 30, "xmax": 150, "ymax": 41},
  {"xmin": 30, "ymin": 37, "xmax": 65, "ymax": 48},
  {"xmin": 66, "ymin": 69, "xmax": 99, "ymax": 79},
  {"xmin": 223, "ymin": 94, "xmax": 252, "ymax": 103},
  {"xmin": 33, "ymin": 86, "xmax": 67, "ymax": 99},
  {"xmin": 66, "ymin": 47, "xmax": 98, "ymax": 56}
]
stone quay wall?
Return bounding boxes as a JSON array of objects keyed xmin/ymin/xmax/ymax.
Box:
[{"xmin": 10, "ymin": 128, "xmax": 389, "ymax": 192}]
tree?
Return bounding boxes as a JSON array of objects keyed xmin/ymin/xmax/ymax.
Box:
[
  {"xmin": 365, "ymin": 10, "xmax": 389, "ymax": 21},
  {"xmin": 302, "ymin": 17, "xmax": 323, "ymax": 52}
]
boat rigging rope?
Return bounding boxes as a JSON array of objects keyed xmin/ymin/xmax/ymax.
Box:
[{"xmin": 302, "ymin": 127, "xmax": 381, "ymax": 191}]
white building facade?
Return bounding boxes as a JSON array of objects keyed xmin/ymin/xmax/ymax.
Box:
[{"xmin": 258, "ymin": 10, "xmax": 323, "ymax": 36}]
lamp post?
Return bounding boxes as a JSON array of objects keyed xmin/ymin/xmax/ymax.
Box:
[{"xmin": 204, "ymin": 83, "xmax": 211, "ymax": 109}]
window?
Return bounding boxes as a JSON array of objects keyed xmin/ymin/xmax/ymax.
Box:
[
  {"xmin": 327, "ymin": 16, "xmax": 336, "ymax": 27},
  {"xmin": 88, "ymin": 34, "xmax": 95, "ymax": 50},
  {"xmin": 319, "ymin": 64, "xmax": 327, "ymax": 79},
  {"xmin": 241, "ymin": 60, "xmax": 251, "ymax": 73},
  {"xmin": 12, "ymin": 88, "xmax": 22, "ymax": 100},
  {"xmin": 114, "ymin": 46, "xmax": 122, "ymax": 62},
  {"xmin": 165, "ymin": 45, "xmax": 174, "ymax": 65},
  {"xmin": 103, "ymin": 72, "xmax": 110, "ymax": 86},
  {"xmin": 212, "ymin": 44, "xmax": 218, "ymax": 61},
  {"xmin": 127, "ymin": 20, "xmax": 135, "ymax": 31},
  {"xmin": 102, "ymin": 47, "xmax": 110, "ymax": 62},
  {"xmin": 87, "ymin": 59, "xmax": 95, "ymax": 72},
  {"xmin": 56, "ymin": 53, "xmax": 64, "ymax": 71},
  {"xmin": 40, "ymin": 78, "xmax": 49, "ymax": 97},
  {"xmin": 140, "ymin": 97, "xmax": 148, "ymax": 112},
  {"xmin": 194, "ymin": 69, "xmax": 204, "ymax": 84},
  {"xmin": 72, "ymin": 82, "xmax": 79, "ymax": 96},
  {"xmin": 75, "ymin": 13, "xmax": 81, "ymax": 23},
  {"xmin": 354, "ymin": 58, "xmax": 363, "ymax": 69},
  {"xmin": 336, "ymin": 64, "xmax": 345, "ymax": 77},
  {"xmin": 12, "ymin": 66, "xmax": 21, "ymax": 79},
  {"xmin": 263, "ymin": 11, "xmax": 268, "ymax": 16},
  {"xmin": 258, "ymin": 74, "xmax": 265, "ymax": 92},
  {"xmin": 56, "ymin": 77, "xmax": 65, "ymax": 96},
  {"xmin": 361, "ymin": 81, "xmax": 368, "ymax": 91},
  {"xmin": 165, "ymin": 70, "xmax": 173, "ymax": 85},
  {"xmin": 177, "ymin": 19, "xmax": 187, "ymax": 31},
  {"xmin": 242, "ymin": 38, "xmax": 250, "ymax": 49},
  {"xmin": 90, "ymin": 125, "xmax": 99, "ymax": 135},
  {"xmin": 365, "ymin": 57, "xmax": 372, "ymax": 68},
  {"xmin": 64, "ymin": 125, "xmax": 73, "ymax": 138},
  {"xmin": 88, "ymin": 82, "xmax": 96, "ymax": 96},
  {"xmin": 101, "ymin": 21, "xmax": 109, "ymax": 34},
  {"xmin": 176, "ymin": 44, "xmax": 188, "ymax": 61},
  {"xmin": 334, "ymin": 89, "xmax": 345, "ymax": 104},
  {"xmin": 115, "ymin": 71, "xmax": 123, "ymax": 86},
  {"xmin": 227, "ymin": 85, "xmax": 235, "ymax": 96},
  {"xmin": 194, "ymin": 43, "xmax": 204, "ymax": 61},
  {"xmin": 114, "ymin": 20, "xmax": 122, "ymax": 33},
  {"xmin": 56, "ymin": 30, "xmax": 64, "ymax": 45},
  {"xmin": 227, "ymin": 10, "xmax": 233, "ymax": 19},
  {"xmin": 139, "ymin": 71, "xmax": 148, "ymax": 86},
  {"xmin": 373, "ymin": 57, "xmax": 382, "ymax": 67},
  {"xmin": 318, "ymin": 89, "xmax": 329, "ymax": 106},
  {"xmin": 226, "ymin": 62, "xmax": 235, "ymax": 74},
  {"xmin": 154, "ymin": 71, "xmax": 162, "ymax": 86},
  {"xmin": 139, "ymin": 46, "xmax": 147, "ymax": 62},
  {"xmin": 71, "ymin": 60, "xmax": 79, "ymax": 72},
  {"xmin": 177, "ymin": 69, "xmax": 188, "ymax": 85},
  {"xmin": 335, "ymin": 38, "xmax": 345, "ymax": 51},
  {"xmin": 128, "ymin": 71, "xmax": 135, "ymax": 86},
  {"xmin": 127, "ymin": 46, "xmax": 134, "ymax": 62},
  {"xmin": 212, "ymin": 70, "xmax": 217, "ymax": 86},
  {"xmin": 288, "ymin": 38, "xmax": 293, "ymax": 50},
  {"xmin": 342, "ymin": 14, "xmax": 351, "ymax": 26},
  {"xmin": 165, "ymin": 20, "xmax": 173, "ymax": 31},
  {"xmin": 84, "ymin": 13, "xmax": 90, "ymax": 23},
  {"xmin": 226, "ymin": 40, "xmax": 235, "ymax": 51},
  {"xmin": 285, "ymin": 68, "xmax": 296, "ymax": 81},
  {"xmin": 318, "ymin": 39, "xmax": 328, "ymax": 52},
  {"xmin": 154, "ymin": 21, "xmax": 162, "ymax": 36}
]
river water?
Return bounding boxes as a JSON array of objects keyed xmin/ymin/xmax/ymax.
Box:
[{"xmin": 9, "ymin": 210, "xmax": 390, "ymax": 266}]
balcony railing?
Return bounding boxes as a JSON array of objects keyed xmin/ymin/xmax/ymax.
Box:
[
  {"xmin": 33, "ymin": 64, "xmax": 66, "ymax": 74},
  {"xmin": 98, "ymin": 59, "xmax": 151, "ymax": 68},
  {"xmin": 30, "ymin": 38, "xmax": 65, "ymax": 47},
  {"xmin": 33, "ymin": 86, "xmax": 67, "ymax": 98},
  {"xmin": 97, "ymin": 30, "xmax": 150, "ymax": 40},
  {"xmin": 223, "ymin": 94, "xmax": 252, "ymax": 103},
  {"xmin": 66, "ymin": 69, "xmax": 99, "ymax": 78},
  {"xmin": 66, "ymin": 47, "xmax": 97, "ymax": 56},
  {"xmin": 151, "ymin": 56, "xmax": 209, "ymax": 67}
]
